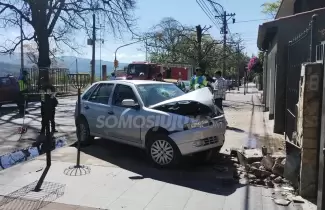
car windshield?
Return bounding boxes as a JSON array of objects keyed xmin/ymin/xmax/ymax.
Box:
[{"xmin": 136, "ymin": 83, "xmax": 185, "ymax": 107}]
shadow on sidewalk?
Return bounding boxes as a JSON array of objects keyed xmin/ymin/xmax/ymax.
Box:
[
  {"xmin": 81, "ymin": 139, "xmax": 245, "ymax": 196},
  {"xmin": 227, "ymin": 126, "xmax": 245, "ymax": 133}
]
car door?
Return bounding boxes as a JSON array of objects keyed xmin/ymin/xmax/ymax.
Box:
[
  {"xmin": 83, "ymin": 83, "xmax": 114, "ymax": 136},
  {"xmin": 0, "ymin": 77, "xmax": 13, "ymax": 103},
  {"xmin": 111, "ymin": 84, "xmax": 142, "ymax": 144}
]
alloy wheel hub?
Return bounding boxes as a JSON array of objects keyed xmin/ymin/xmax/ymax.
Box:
[{"xmin": 150, "ymin": 140, "xmax": 174, "ymax": 165}]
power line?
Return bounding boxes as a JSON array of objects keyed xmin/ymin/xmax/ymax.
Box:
[
  {"xmin": 197, "ymin": 0, "xmax": 220, "ymax": 28},
  {"xmin": 233, "ymin": 18, "xmax": 272, "ymax": 23}
]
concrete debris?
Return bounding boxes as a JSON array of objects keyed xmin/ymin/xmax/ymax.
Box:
[
  {"xmin": 251, "ymin": 162, "xmax": 261, "ymax": 168},
  {"xmin": 272, "ymin": 162, "xmax": 284, "ymax": 176},
  {"xmin": 261, "ymin": 155, "xmax": 274, "ymax": 171},
  {"xmin": 282, "ymin": 186, "xmax": 294, "ymax": 192},
  {"xmin": 250, "ymin": 166, "xmax": 272, "ymax": 178},
  {"xmin": 270, "ymin": 174, "xmax": 277, "ymax": 180},
  {"xmin": 247, "ymin": 174, "xmax": 257, "ymax": 179},
  {"xmin": 292, "ymin": 196, "xmax": 304, "ymax": 203},
  {"xmin": 264, "ymin": 178, "xmax": 274, "ymax": 188},
  {"xmin": 273, "ymin": 199, "xmax": 291, "ymax": 206},
  {"xmin": 259, "ymin": 165, "xmax": 266, "ymax": 171},
  {"xmin": 273, "ymin": 176, "xmax": 282, "ymax": 184},
  {"xmin": 232, "ymin": 148, "xmax": 292, "ymax": 189}
]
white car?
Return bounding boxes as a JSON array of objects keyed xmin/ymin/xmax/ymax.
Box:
[{"xmin": 75, "ymin": 80, "xmax": 226, "ymax": 167}]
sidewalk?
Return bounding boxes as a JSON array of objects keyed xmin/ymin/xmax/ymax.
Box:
[
  {"xmin": 0, "ymin": 96, "xmax": 77, "ymax": 156},
  {"xmin": 223, "ymin": 84, "xmax": 285, "ymax": 156},
  {"xmin": 0, "ymin": 145, "xmax": 316, "ymax": 210}
]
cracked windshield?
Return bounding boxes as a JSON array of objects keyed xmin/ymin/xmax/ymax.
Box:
[{"xmin": 0, "ymin": 0, "xmax": 324, "ymax": 209}]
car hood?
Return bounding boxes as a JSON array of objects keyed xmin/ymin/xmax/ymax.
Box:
[{"xmin": 149, "ymin": 87, "xmax": 214, "ymax": 109}]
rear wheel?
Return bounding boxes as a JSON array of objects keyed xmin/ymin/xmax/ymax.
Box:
[
  {"xmin": 76, "ymin": 117, "xmax": 94, "ymax": 146},
  {"xmin": 147, "ymin": 134, "xmax": 181, "ymax": 168}
]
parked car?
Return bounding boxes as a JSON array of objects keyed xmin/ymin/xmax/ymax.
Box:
[
  {"xmin": 0, "ymin": 75, "xmax": 20, "ymax": 107},
  {"xmin": 75, "ymin": 80, "xmax": 227, "ymax": 168}
]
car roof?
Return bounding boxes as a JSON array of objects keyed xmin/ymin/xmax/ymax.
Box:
[{"xmin": 94, "ymin": 80, "xmax": 171, "ymax": 85}]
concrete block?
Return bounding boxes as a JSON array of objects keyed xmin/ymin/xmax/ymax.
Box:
[
  {"xmin": 300, "ymin": 148, "xmax": 317, "ymax": 198},
  {"xmin": 303, "ymin": 116, "xmax": 318, "ymax": 128},
  {"xmin": 302, "ymin": 127, "xmax": 318, "ymax": 139},
  {"xmin": 301, "ymin": 138, "xmax": 317, "ymax": 149},
  {"xmin": 303, "ymin": 101, "xmax": 319, "ymax": 116}
]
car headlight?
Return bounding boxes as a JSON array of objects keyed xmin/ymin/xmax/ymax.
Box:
[{"xmin": 184, "ymin": 120, "xmax": 210, "ymax": 130}]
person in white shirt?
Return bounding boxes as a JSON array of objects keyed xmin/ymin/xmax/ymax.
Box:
[{"xmin": 213, "ymin": 71, "xmax": 228, "ymax": 114}]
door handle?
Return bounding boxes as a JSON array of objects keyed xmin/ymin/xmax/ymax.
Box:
[
  {"xmin": 84, "ymin": 105, "xmax": 89, "ymax": 110},
  {"xmin": 107, "ymin": 111, "xmax": 114, "ymax": 115}
]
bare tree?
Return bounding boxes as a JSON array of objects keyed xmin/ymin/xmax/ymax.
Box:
[
  {"xmin": 23, "ymin": 43, "xmax": 59, "ymax": 66},
  {"xmin": 145, "ymin": 18, "xmax": 221, "ymax": 69},
  {"xmin": 0, "ymin": 0, "xmax": 136, "ymax": 83}
]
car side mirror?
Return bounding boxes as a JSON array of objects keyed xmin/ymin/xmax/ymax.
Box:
[{"xmin": 121, "ymin": 99, "xmax": 140, "ymax": 109}]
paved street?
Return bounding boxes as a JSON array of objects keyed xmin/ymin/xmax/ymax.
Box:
[{"xmin": 0, "ymin": 96, "xmax": 77, "ymax": 156}]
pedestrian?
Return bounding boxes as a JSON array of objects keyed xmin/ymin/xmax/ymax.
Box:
[
  {"xmin": 190, "ymin": 67, "xmax": 208, "ymax": 91},
  {"xmin": 153, "ymin": 73, "xmax": 164, "ymax": 82},
  {"xmin": 18, "ymin": 70, "xmax": 29, "ymax": 115},
  {"xmin": 40, "ymin": 82, "xmax": 57, "ymax": 134},
  {"xmin": 110, "ymin": 72, "xmax": 116, "ymax": 80},
  {"xmin": 213, "ymin": 71, "xmax": 227, "ymax": 114},
  {"xmin": 176, "ymin": 77, "xmax": 185, "ymax": 91},
  {"xmin": 189, "ymin": 70, "xmax": 197, "ymax": 90},
  {"xmin": 50, "ymin": 92, "xmax": 58, "ymax": 133}
]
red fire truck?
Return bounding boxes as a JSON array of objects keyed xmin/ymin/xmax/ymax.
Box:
[{"xmin": 126, "ymin": 61, "xmax": 193, "ymax": 80}]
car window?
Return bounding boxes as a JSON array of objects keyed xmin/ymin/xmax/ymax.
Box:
[
  {"xmin": 0, "ymin": 78, "xmax": 12, "ymax": 87},
  {"xmin": 136, "ymin": 83, "xmax": 184, "ymax": 107},
  {"xmin": 88, "ymin": 83, "xmax": 114, "ymax": 104},
  {"xmin": 112, "ymin": 84, "xmax": 137, "ymax": 106},
  {"xmin": 82, "ymin": 84, "xmax": 98, "ymax": 100}
]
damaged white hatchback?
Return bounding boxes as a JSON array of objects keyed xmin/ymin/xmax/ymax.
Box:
[{"xmin": 75, "ymin": 80, "xmax": 227, "ymax": 168}]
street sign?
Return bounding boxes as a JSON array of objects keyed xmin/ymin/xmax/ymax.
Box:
[{"xmin": 114, "ymin": 59, "xmax": 119, "ymax": 68}]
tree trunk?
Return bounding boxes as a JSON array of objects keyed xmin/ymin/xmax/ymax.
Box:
[{"xmin": 35, "ymin": 0, "xmax": 51, "ymax": 89}]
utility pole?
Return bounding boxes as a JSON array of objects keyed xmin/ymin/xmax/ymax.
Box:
[
  {"xmin": 91, "ymin": 13, "xmax": 96, "ymax": 84},
  {"xmin": 99, "ymin": 24, "xmax": 103, "ymax": 80},
  {"xmin": 216, "ymin": 11, "xmax": 235, "ymax": 75},
  {"xmin": 20, "ymin": 16, "xmax": 24, "ymax": 72},
  {"xmin": 76, "ymin": 59, "xmax": 78, "ymax": 74},
  {"xmin": 196, "ymin": 25, "xmax": 203, "ymax": 68},
  {"xmin": 237, "ymin": 42, "xmax": 240, "ymax": 91}
]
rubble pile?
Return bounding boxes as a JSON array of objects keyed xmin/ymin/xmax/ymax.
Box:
[{"xmin": 231, "ymin": 148, "xmax": 288, "ymax": 188}]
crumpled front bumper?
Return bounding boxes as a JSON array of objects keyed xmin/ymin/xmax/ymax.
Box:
[{"xmin": 168, "ymin": 125, "xmax": 225, "ymax": 156}]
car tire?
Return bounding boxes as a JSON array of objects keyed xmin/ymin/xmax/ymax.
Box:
[
  {"xmin": 76, "ymin": 117, "xmax": 94, "ymax": 146},
  {"xmin": 147, "ymin": 134, "xmax": 181, "ymax": 168}
]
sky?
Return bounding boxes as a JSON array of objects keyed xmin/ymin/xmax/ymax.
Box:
[{"xmin": 0, "ymin": 0, "xmax": 273, "ymax": 64}]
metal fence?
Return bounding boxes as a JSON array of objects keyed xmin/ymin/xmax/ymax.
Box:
[
  {"xmin": 285, "ymin": 15, "xmax": 317, "ymax": 143},
  {"xmin": 22, "ymin": 68, "xmax": 70, "ymax": 93}
]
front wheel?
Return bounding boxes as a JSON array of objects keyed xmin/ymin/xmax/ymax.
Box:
[{"xmin": 147, "ymin": 134, "xmax": 181, "ymax": 168}]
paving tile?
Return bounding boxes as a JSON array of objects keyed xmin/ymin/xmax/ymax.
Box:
[
  {"xmin": 144, "ymin": 183, "xmax": 193, "ymax": 210},
  {"xmin": 0, "ymin": 185, "xmax": 21, "ymax": 195},
  {"xmin": 222, "ymin": 186, "xmax": 263, "ymax": 210},
  {"xmin": 75, "ymin": 207, "xmax": 102, "ymax": 210},
  {"xmin": 40, "ymin": 202, "xmax": 78, "ymax": 210},
  {"xmin": 77, "ymin": 195, "xmax": 111, "ymax": 209},
  {"xmin": 107, "ymin": 178, "xmax": 165, "ymax": 210},
  {"xmin": 183, "ymin": 190, "xmax": 225, "ymax": 210}
]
